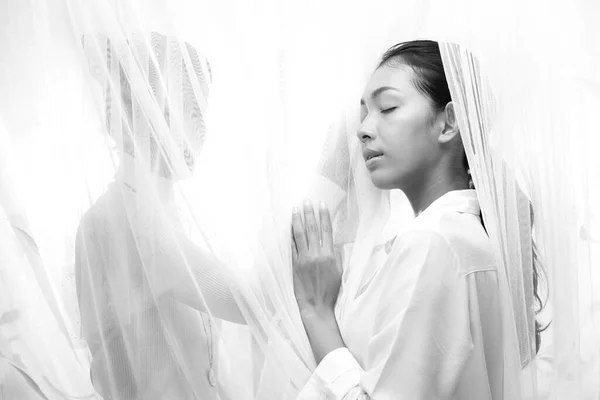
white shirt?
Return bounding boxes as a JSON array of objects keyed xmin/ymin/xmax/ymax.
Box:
[
  {"xmin": 76, "ymin": 179, "xmax": 220, "ymax": 400},
  {"xmin": 298, "ymin": 190, "xmax": 510, "ymax": 399}
]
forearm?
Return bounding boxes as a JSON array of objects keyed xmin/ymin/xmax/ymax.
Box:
[
  {"xmin": 168, "ymin": 266, "xmax": 246, "ymax": 324},
  {"xmin": 297, "ymin": 308, "xmax": 366, "ymax": 399},
  {"xmin": 300, "ymin": 306, "xmax": 346, "ymax": 364},
  {"xmin": 160, "ymin": 238, "xmax": 246, "ymax": 324},
  {"xmin": 146, "ymin": 226, "xmax": 246, "ymax": 324}
]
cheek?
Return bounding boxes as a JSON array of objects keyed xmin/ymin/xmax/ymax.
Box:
[
  {"xmin": 374, "ymin": 114, "xmax": 437, "ymax": 184},
  {"xmin": 380, "ymin": 114, "xmax": 428, "ymax": 164}
]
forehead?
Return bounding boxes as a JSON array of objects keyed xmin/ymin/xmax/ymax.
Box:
[{"xmin": 362, "ymin": 64, "xmax": 419, "ymax": 98}]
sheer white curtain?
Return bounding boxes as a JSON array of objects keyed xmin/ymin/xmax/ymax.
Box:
[
  {"xmin": 435, "ymin": 0, "xmax": 600, "ymax": 398},
  {"xmin": 1, "ymin": 0, "xmax": 598, "ymax": 399}
]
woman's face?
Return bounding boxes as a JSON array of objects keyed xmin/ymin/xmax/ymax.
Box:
[{"xmin": 358, "ymin": 64, "xmax": 443, "ymax": 190}]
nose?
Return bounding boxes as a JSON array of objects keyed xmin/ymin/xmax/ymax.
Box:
[{"xmin": 356, "ymin": 115, "xmax": 376, "ymax": 143}]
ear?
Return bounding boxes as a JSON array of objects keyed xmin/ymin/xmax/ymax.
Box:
[{"xmin": 437, "ymin": 102, "xmax": 460, "ymax": 144}]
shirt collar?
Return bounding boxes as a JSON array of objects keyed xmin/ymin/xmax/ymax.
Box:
[
  {"xmin": 379, "ymin": 190, "xmax": 480, "ymax": 254},
  {"xmin": 418, "ymin": 189, "xmax": 481, "ymax": 219}
]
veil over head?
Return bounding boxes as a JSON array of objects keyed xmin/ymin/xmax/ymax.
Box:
[{"xmin": 1, "ymin": 0, "xmax": 599, "ymax": 399}]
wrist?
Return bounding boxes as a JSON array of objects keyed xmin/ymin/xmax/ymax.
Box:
[
  {"xmin": 298, "ymin": 305, "xmax": 344, "ymax": 364},
  {"xmin": 299, "ymin": 303, "xmax": 336, "ymax": 322}
]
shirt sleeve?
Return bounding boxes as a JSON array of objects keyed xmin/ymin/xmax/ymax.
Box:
[
  {"xmin": 297, "ymin": 347, "xmax": 366, "ymax": 399},
  {"xmin": 298, "ymin": 230, "xmax": 475, "ymax": 400}
]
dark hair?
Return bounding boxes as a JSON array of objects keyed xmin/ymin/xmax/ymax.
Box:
[
  {"xmin": 380, "ymin": 39, "xmax": 547, "ymax": 355},
  {"xmin": 379, "ymin": 40, "xmax": 451, "ymax": 111},
  {"xmin": 531, "ymin": 218, "xmax": 551, "ymax": 353}
]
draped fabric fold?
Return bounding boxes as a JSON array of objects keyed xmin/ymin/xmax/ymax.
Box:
[
  {"xmin": 1, "ymin": 0, "xmax": 598, "ymax": 399},
  {"xmin": 441, "ymin": 44, "xmax": 535, "ymax": 398}
]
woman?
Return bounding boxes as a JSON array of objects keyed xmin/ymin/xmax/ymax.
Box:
[
  {"xmin": 75, "ymin": 32, "xmax": 241, "ymax": 400},
  {"xmin": 291, "ymin": 40, "xmax": 535, "ymax": 399}
]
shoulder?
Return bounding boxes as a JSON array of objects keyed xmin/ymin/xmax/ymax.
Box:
[
  {"xmin": 396, "ymin": 210, "xmax": 496, "ymax": 276},
  {"xmin": 76, "ymin": 187, "xmax": 119, "ymax": 247},
  {"xmin": 77, "ymin": 202, "xmax": 103, "ymax": 241}
]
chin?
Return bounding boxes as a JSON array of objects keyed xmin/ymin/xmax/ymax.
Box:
[{"xmin": 368, "ymin": 170, "xmax": 398, "ymax": 190}]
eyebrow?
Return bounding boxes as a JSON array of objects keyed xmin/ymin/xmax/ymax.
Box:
[{"xmin": 360, "ymin": 86, "xmax": 400, "ymax": 105}]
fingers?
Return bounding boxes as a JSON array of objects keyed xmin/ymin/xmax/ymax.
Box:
[
  {"xmin": 291, "ymin": 207, "xmax": 308, "ymax": 254},
  {"xmin": 291, "ymin": 200, "xmax": 334, "ymax": 256},
  {"xmin": 319, "ymin": 201, "xmax": 334, "ymax": 252},
  {"xmin": 303, "ymin": 199, "xmax": 320, "ymax": 250}
]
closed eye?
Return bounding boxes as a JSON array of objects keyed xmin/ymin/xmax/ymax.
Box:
[{"xmin": 381, "ymin": 107, "xmax": 397, "ymax": 114}]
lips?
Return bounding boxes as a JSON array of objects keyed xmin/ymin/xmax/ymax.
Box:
[{"xmin": 363, "ymin": 149, "xmax": 383, "ymax": 162}]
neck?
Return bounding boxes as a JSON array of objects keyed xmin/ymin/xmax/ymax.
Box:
[
  {"xmin": 118, "ymin": 154, "xmax": 176, "ymax": 205},
  {"xmin": 154, "ymin": 177, "xmax": 175, "ymax": 205},
  {"xmin": 403, "ymin": 170, "xmax": 470, "ymax": 216}
]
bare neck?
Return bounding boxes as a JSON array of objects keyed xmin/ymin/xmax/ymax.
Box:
[{"xmin": 403, "ymin": 168, "xmax": 470, "ymax": 216}]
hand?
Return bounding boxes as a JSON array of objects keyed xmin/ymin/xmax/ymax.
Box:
[{"xmin": 291, "ymin": 200, "xmax": 342, "ymax": 315}]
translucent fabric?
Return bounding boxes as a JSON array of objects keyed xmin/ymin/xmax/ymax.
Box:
[
  {"xmin": 1, "ymin": 0, "xmax": 599, "ymax": 399},
  {"xmin": 433, "ymin": 1, "xmax": 600, "ymax": 396},
  {"xmin": 0, "ymin": 116, "xmax": 99, "ymax": 400},
  {"xmin": 440, "ymin": 46, "xmax": 535, "ymax": 395}
]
